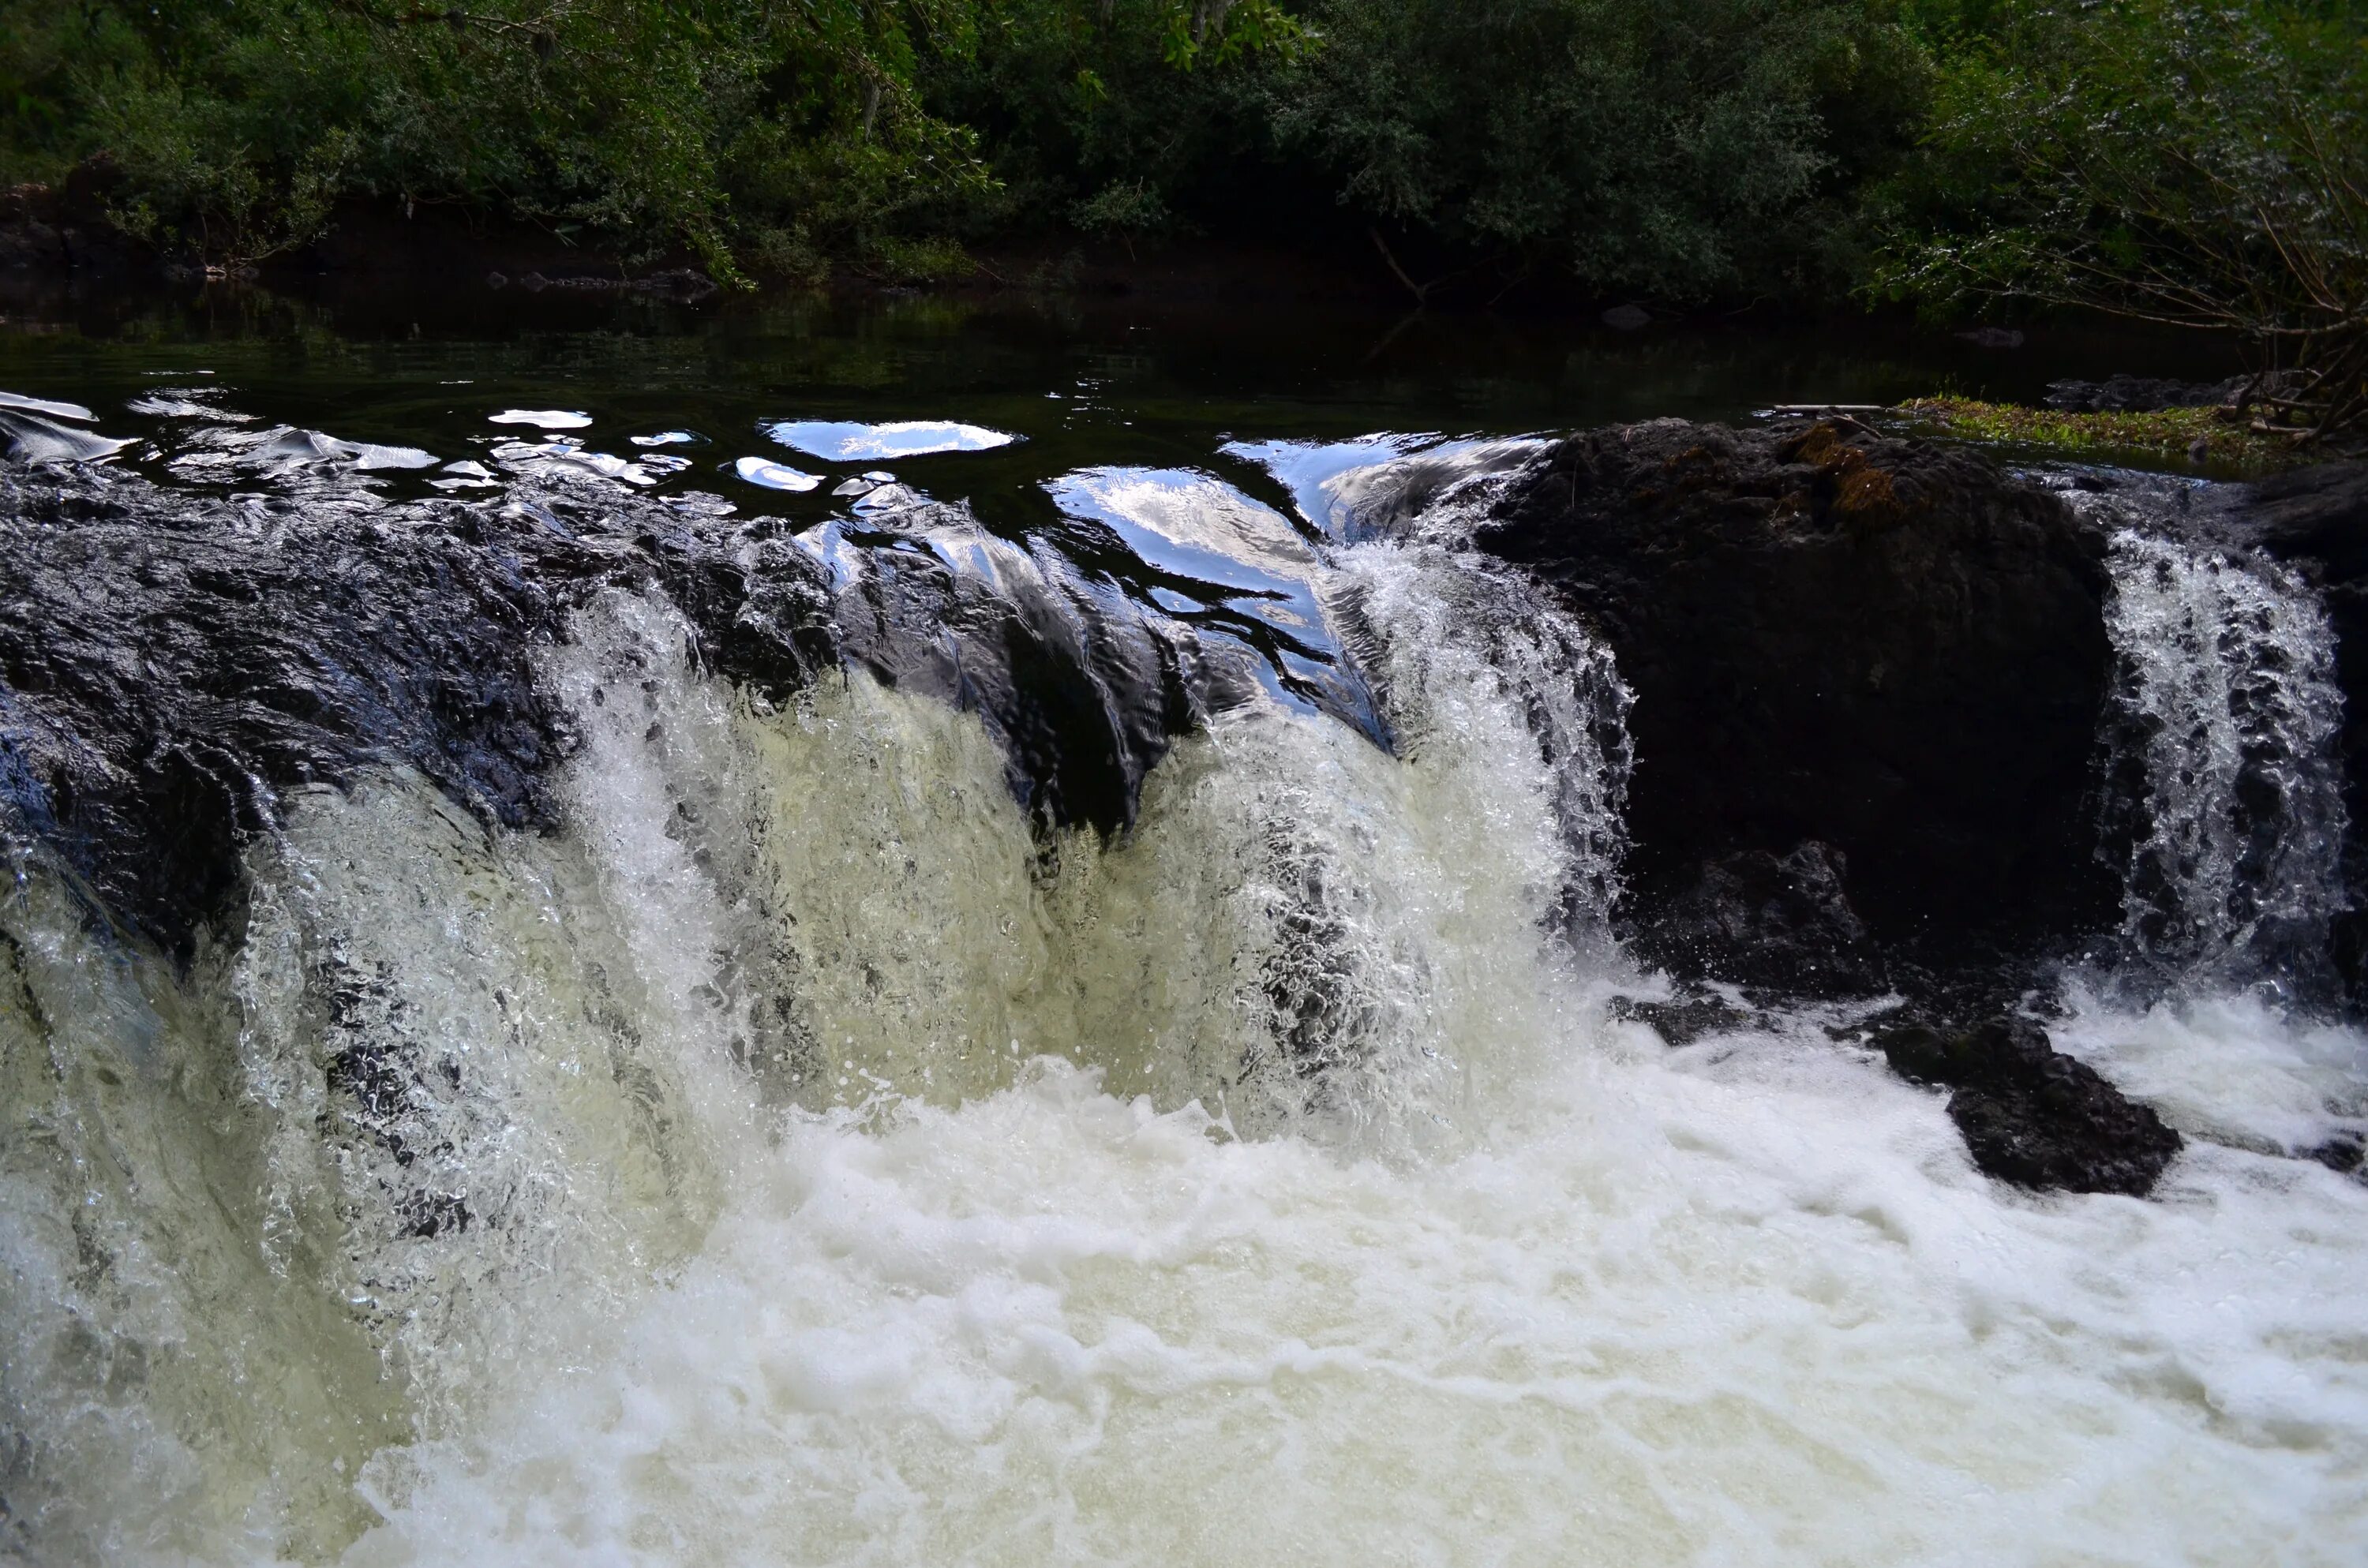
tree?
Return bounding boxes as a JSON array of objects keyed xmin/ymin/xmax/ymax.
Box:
[
  {"xmin": 1877, "ymin": 1, "xmax": 2368, "ymax": 442},
  {"xmin": 1273, "ymin": 0, "xmax": 1932, "ymax": 301}
]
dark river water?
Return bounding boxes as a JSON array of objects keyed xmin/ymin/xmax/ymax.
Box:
[{"xmin": 0, "ymin": 283, "xmax": 2240, "ymax": 510}]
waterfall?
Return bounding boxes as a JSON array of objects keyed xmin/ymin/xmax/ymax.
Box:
[
  {"xmin": 2095, "ymin": 510, "xmax": 2350, "ymax": 996},
  {"xmin": 4, "ymin": 437, "xmax": 2367, "ymax": 1567},
  {"xmin": 0, "ymin": 462, "xmax": 1643, "ymax": 1559}
]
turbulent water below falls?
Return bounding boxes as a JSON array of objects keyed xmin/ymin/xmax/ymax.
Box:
[{"xmin": 2, "ymin": 414, "xmax": 2367, "ymax": 1565}]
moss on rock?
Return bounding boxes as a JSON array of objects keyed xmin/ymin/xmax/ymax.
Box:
[{"xmin": 1898, "ymin": 397, "xmax": 2310, "ymax": 475}]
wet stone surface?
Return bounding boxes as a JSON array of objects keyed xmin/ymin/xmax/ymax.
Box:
[
  {"xmin": 1481, "ymin": 417, "xmax": 2120, "ymax": 968},
  {"xmin": 1873, "ymin": 1016, "xmax": 2185, "ymax": 1196},
  {"xmin": 0, "ymin": 456, "xmax": 1383, "ymax": 956}
]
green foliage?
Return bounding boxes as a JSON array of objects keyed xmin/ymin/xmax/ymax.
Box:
[
  {"xmin": 14, "ymin": 0, "xmax": 2355, "ymax": 386},
  {"xmin": 1274, "ymin": 0, "xmax": 1934, "ymax": 298},
  {"xmin": 2, "ymin": 2, "xmax": 999, "ymax": 271},
  {"xmin": 1070, "ymin": 178, "xmax": 1174, "ymax": 246},
  {"xmin": 0, "ymin": 1, "xmax": 1315, "ymax": 275},
  {"xmin": 1898, "ymin": 396, "xmax": 2307, "ymax": 473},
  {"xmin": 918, "ymin": 0, "xmax": 1302, "ymax": 243},
  {"xmin": 1875, "ymin": 1, "xmax": 2368, "ymax": 436},
  {"xmin": 861, "ymin": 230, "xmax": 982, "ymax": 281}
]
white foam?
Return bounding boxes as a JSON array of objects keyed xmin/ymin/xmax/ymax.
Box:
[
  {"xmin": 2053, "ymin": 984, "xmax": 2368, "ymax": 1156},
  {"xmin": 339, "ymin": 1037, "xmax": 2368, "ymax": 1566},
  {"xmin": 343, "ymin": 565, "xmax": 2368, "ymax": 1566}
]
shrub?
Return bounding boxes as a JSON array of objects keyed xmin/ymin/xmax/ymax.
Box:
[
  {"xmin": 1273, "ymin": 0, "xmax": 1934, "ymax": 300},
  {"xmin": 1, "ymin": 2, "xmax": 999, "ymax": 274},
  {"xmin": 1875, "ymin": 1, "xmax": 2368, "ymax": 440},
  {"xmin": 917, "ymin": 0, "xmax": 1306, "ymax": 246}
]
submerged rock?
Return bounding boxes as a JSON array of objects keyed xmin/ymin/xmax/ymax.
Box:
[
  {"xmin": 1607, "ymin": 986, "xmax": 1761, "ymax": 1047},
  {"xmin": 1480, "ymin": 417, "xmax": 2119, "ymax": 991},
  {"xmin": 2308, "ymin": 1131, "xmax": 2366, "ymax": 1176},
  {"xmin": 1873, "ymin": 1016, "xmax": 2183, "ymax": 1196}
]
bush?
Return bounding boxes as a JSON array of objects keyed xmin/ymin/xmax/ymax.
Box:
[
  {"xmin": 1875, "ymin": 1, "xmax": 2368, "ymax": 440},
  {"xmin": 1273, "ymin": 0, "xmax": 1934, "ymax": 299},
  {"xmin": 917, "ymin": 0, "xmax": 1306, "ymax": 246},
  {"xmin": 1, "ymin": 2, "xmax": 999, "ymax": 273}
]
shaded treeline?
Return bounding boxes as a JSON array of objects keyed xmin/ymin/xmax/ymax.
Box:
[{"xmin": 2, "ymin": 3, "xmax": 2364, "ymax": 427}]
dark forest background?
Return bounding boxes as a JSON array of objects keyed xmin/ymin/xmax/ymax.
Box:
[{"xmin": 3, "ymin": 3, "xmax": 2363, "ymax": 423}]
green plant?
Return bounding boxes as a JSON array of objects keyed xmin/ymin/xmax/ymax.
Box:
[
  {"xmin": 1875, "ymin": 1, "xmax": 2368, "ymax": 442},
  {"xmin": 1898, "ymin": 396, "xmax": 2309, "ymax": 473},
  {"xmin": 2, "ymin": 2, "xmax": 1002, "ymax": 273},
  {"xmin": 863, "ymin": 231, "xmax": 981, "ymax": 281},
  {"xmin": 1070, "ymin": 177, "xmax": 1173, "ymax": 253},
  {"xmin": 919, "ymin": 0, "xmax": 1304, "ymax": 249},
  {"xmin": 1275, "ymin": 0, "xmax": 1934, "ymax": 300}
]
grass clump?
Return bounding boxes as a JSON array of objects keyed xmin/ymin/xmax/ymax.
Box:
[{"xmin": 1897, "ymin": 397, "xmax": 2313, "ymax": 474}]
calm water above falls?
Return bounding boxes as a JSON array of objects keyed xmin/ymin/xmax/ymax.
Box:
[{"xmin": 1, "ymin": 292, "xmax": 2363, "ymax": 1566}]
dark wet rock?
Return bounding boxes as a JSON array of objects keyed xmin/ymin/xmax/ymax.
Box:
[
  {"xmin": 466, "ymin": 264, "xmax": 717, "ymax": 300},
  {"xmin": 2228, "ymin": 461, "xmax": 2368, "ymax": 1001},
  {"xmin": 0, "ymin": 169, "xmax": 148, "ymax": 278},
  {"xmin": 0, "ymin": 470, "xmax": 669, "ymax": 952},
  {"xmin": 1873, "ymin": 1016, "xmax": 2183, "ymax": 1195},
  {"xmin": 1599, "ymin": 305, "xmax": 1651, "ymax": 332},
  {"xmin": 632, "ymin": 268, "xmax": 719, "ymax": 301},
  {"xmin": 2305, "ymin": 1132, "xmax": 2366, "ymax": 1176},
  {"xmin": 1479, "ymin": 417, "xmax": 2119, "ymax": 991},
  {"xmin": 1632, "ymin": 841, "xmax": 1887, "ymax": 997},
  {"xmin": 1609, "ymin": 986, "xmax": 1758, "ymax": 1046},
  {"xmin": 2234, "ymin": 459, "xmax": 2368, "ymax": 571},
  {"xmin": 2, "ymin": 458, "xmax": 1377, "ymax": 956},
  {"xmin": 2045, "ymin": 370, "xmax": 2306, "ymax": 415}
]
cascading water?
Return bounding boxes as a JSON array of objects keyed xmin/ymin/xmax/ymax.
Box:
[
  {"xmin": 2051, "ymin": 476, "xmax": 2366, "ymax": 1165},
  {"xmin": 2, "ymin": 399, "xmax": 2366, "ymax": 1566},
  {"xmin": 2096, "ymin": 507, "xmax": 2350, "ymax": 994}
]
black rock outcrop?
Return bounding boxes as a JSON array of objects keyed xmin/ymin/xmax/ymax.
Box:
[
  {"xmin": 2044, "ymin": 374, "xmax": 2245, "ymax": 414},
  {"xmin": 1478, "ymin": 417, "xmax": 2120, "ymax": 990},
  {"xmin": 1, "ymin": 460, "xmax": 1368, "ymax": 956},
  {"xmin": 1874, "ymin": 1016, "xmax": 2183, "ymax": 1196}
]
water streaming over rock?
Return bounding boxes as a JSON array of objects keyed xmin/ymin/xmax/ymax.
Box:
[
  {"xmin": 2, "ymin": 410, "xmax": 2366, "ymax": 1565},
  {"xmin": 2080, "ymin": 481, "xmax": 2352, "ymax": 997}
]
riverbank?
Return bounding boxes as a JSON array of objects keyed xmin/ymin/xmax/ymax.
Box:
[{"xmin": 1899, "ymin": 396, "xmax": 2334, "ymax": 476}]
